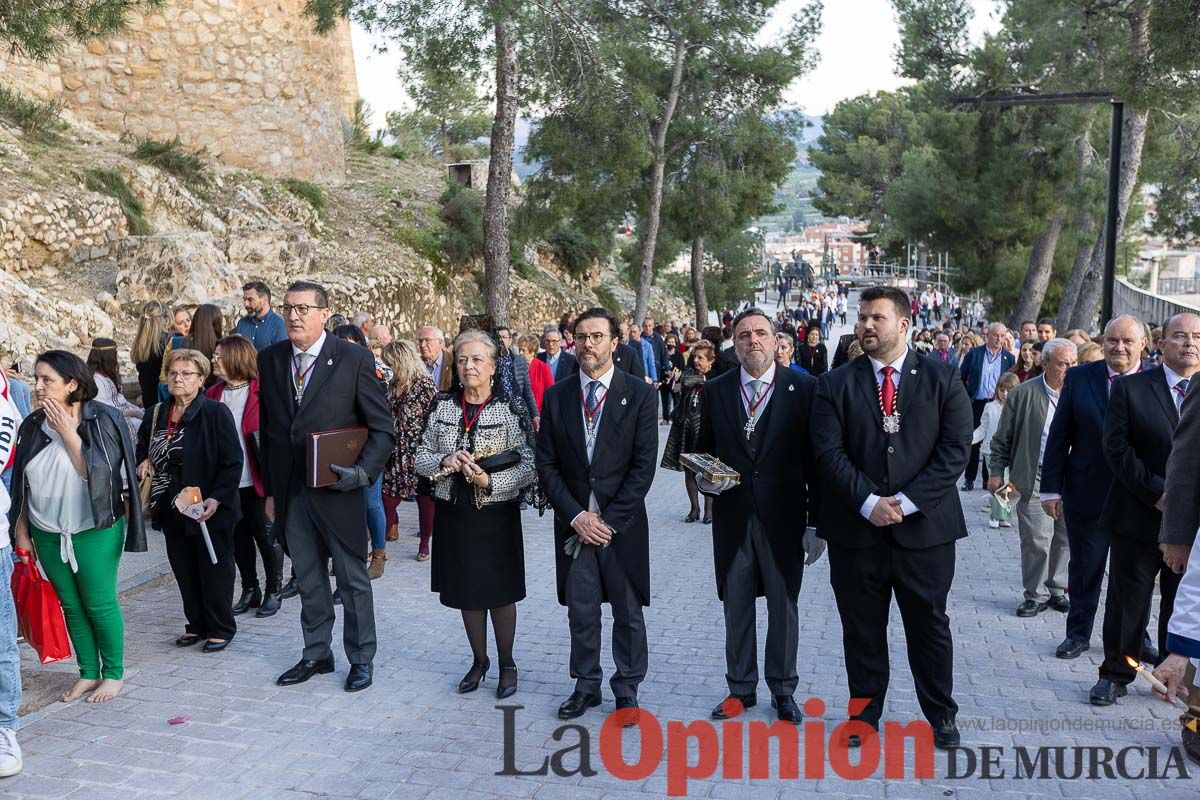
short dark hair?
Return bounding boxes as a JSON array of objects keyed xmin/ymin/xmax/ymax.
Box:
[
  {"xmin": 242, "ymin": 281, "xmax": 270, "ymax": 299},
  {"xmin": 1020, "ymin": 319, "xmax": 1035, "ymax": 328},
  {"xmin": 859, "ymin": 285, "xmax": 912, "ymax": 319},
  {"xmin": 1037, "ymin": 317, "xmax": 1055, "ymax": 327},
  {"xmin": 721, "ymin": 326, "xmax": 733, "ymax": 340},
  {"xmin": 575, "ymin": 307, "xmax": 619, "ymax": 338},
  {"xmin": 36, "ymin": 350, "xmax": 98, "ymax": 405},
  {"xmin": 495, "ymin": 325, "xmax": 511, "ymax": 337},
  {"xmin": 285, "ymin": 280, "xmax": 329, "ymax": 309},
  {"xmin": 333, "ymin": 324, "xmax": 368, "ymax": 347},
  {"xmin": 732, "ymin": 307, "xmax": 772, "ymax": 333}
]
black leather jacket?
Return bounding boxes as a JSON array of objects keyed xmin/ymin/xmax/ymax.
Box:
[{"xmin": 8, "ymin": 401, "xmax": 147, "ymax": 552}]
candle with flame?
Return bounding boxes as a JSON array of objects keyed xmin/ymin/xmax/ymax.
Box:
[
  {"xmin": 1124, "ymin": 655, "xmax": 1189, "ymax": 708},
  {"xmin": 175, "ymin": 486, "xmax": 218, "ymax": 565}
]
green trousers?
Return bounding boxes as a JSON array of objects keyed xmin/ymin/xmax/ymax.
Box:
[{"xmin": 31, "ymin": 519, "xmax": 126, "ymax": 680}]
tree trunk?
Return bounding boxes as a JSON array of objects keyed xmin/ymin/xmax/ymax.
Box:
[
  {"xmin": 483, "ymin": 9, "xmax": 518, "ymax": 326},
  {"xmin": 690, "ymin": 236, "xmax": 708, "ymax": 328},
  {"xmin": 634, "ymin": 35, "xmax": 687, "ymax": 323},
  {"xmin": 1055, "ymin": 131, "xmax": 1098, "ymax": 329},
  {"xmin": 1008, "ymin": 207, "xmax": 1067, "ymax": 330}
]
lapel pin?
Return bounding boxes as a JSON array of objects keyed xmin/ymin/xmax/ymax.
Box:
[
  {"xmin": 621, "ymin": 397, "xmax": 627, "ymax": 406},
  {"xmin": 788, "ymin": 384, "xmax": 795, "ymax": 391},
  {"xmin": 327, "ymin": 359, "xmax": 334, "ymax": 366},
  {"xmin": 910, "ymin": 369, "xmax": 917, "ymax": 375}
]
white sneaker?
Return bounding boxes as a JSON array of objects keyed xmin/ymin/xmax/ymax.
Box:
[
  {"xmin": 999, "ymin": 521, "xmax": 1012, "ymax": 528},
  {"xmin": 0, "ymin": 728, "xmax": 21, "ymax": 777},
  {"xmin": 988, "ymin": 520, "xmax": 1000, "ymax": 529}
]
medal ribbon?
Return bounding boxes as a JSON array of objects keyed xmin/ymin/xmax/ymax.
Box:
[
  {"xmin": 461, "ymin": 393, "xmax": 492, "ymax": 433},
  {"xmin": 292, "ymin": 352, "xmax": 317, "ymax": 395},
  {"xmin": 879, "ymin": 366, "xmax": 898, "ymax": 417},
  {"xmin": 739, "ymin": 374, "xmax": 775, "ymax": 419}
]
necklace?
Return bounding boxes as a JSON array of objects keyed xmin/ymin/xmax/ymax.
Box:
[
  {"xmin": 739, "ymin": 373, "xmax": 775, "ymax": 440},
  {"xmin": 461, "ymin": 393, "xmax": 491, "ymax": 434}
]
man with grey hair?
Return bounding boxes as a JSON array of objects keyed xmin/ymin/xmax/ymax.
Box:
[
  {"xmin": 351, "ymin": 310, "xmax": 373, "ymax": 339},
  {"xmin": 959, "ymin": 322, "xmax": 1016, "ymax": 490},
  {"xmin": 988, "ymin": 338, "xmax": 1076, "ymax": 618},
  {"xmin": 418, "ymin": 325, "xmax": 452, "ymax": 391}
]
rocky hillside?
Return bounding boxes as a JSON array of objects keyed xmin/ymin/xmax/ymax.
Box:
[{"xmin": 0, "ymin": 110, "xmax": 688, "ymax": 374}]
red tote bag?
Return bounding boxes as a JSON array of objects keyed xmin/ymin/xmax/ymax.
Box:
[{"xmin": 11, "ymin": 553, "xmax": 72, "ymax": 665}]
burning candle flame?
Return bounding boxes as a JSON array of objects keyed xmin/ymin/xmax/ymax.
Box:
[{"xmin": 1124, "ymin": 655, "xmax": 1140, "ymax": 669}]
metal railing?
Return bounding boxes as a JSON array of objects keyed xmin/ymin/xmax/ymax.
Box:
[{"xmin": 1112, "ymin": 277, "xmax": 1200, "ymax": 325}]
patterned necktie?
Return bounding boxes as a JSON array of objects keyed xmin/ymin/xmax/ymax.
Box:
[
  {"xmin": 880, "ymin": 366, "xmax": 897, "ymax": 415},
  {"xmin": 1176, "ymin": 379, "xmax": 1190, "ymax": 414},
  {"xmin": 586, "ymin": 379, "xmax": 598, "ymax": 410},
  {"xmin": 749, "ymin": 379, "xmax": 763, "ymax": 406},
  {"xmin": 294, "ymin": 352, "xmax": 313, "ymax": 399}
]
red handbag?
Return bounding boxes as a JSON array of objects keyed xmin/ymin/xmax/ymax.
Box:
[{"xmin": 11, "ymin": 550, "xmax": 72, "ymax": 665}]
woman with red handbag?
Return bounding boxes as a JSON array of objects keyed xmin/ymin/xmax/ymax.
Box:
[{"xmin": 9, "ymin": 351, "xmax": 147, "ymax": 705}]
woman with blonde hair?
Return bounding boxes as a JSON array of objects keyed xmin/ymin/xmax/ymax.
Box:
[
  {"xmin": 381, "ymin": 340, "xmax": 438, "ymax": 561},
  {"xmin": 131, "ymin": 301, "xmax": 171, "ymax": 412}
]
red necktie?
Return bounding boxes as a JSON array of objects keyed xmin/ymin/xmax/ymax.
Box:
[{"xmin": 880, "ymin": 366, "xmax": 897, "ymax": 415}]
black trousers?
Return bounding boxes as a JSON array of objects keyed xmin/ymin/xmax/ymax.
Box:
[
  {"xmin": 233, "ymin": 487, "xmax": 283, "ymax": 593},
  {"xmin": 659, "ymin": 384, "xmax": 674, "ymax": 421},
  {"xmin": 1100, "ymin": 532, "xmax": 1182, "ymax": 684},
  {"xmin": 163, "ymin": 513, "xmax": 236, "ymax": 640},
  {"xmin": 965, "ymin": 399, "xmax": 991, "ymax": 483},
  {"xmin": 723, "ymin": 515, "xmax": 799, "ymax": 697},
  {"xmin": 565, "ymin": 542, "xmax": 647, "ymax": 699},
  {"xmin": 286, "ymin": 495, "xmax": 377, "ymax": 664},
  {"xmin": 1064, "ymin": 509, "xmax": 1109, "ymax": 644},
  {"xmin": 828, "ymin": 538, "xmax": 958, "ymax": 727}
]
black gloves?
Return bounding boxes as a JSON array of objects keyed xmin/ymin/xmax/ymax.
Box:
[{"xmin": 329, "ymin": 464, "xmax": 370, "ymax": 492}]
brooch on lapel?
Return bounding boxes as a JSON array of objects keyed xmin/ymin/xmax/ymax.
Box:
[
  {"xmin": 788, "ymin": 384, "xmax": 795, "ymax": 392},
  {"xmin": 621, "ymin": 397, "xmax": 627, "ymax": 406},
  {"xmin": 910, "ymin": 369, "xmax": 917, "ymax": 375},
  {"xmin": 327, "ymin": 359, "xmax": 334, "ymax": 366}
]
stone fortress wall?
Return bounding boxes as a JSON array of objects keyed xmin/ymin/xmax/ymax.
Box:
[{"xmin": 0, "ymin": 0, "xmax": 358, "ymax": 182}]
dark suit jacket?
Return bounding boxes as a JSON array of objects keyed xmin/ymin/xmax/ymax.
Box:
[
  {"xmin": 797, "ymin": 342, "xmax": 828, "ymax": 376},
  {"xmin": 831, "ymin": 333, "xmax": 857, "ymax": 370},
  {"xmin": 537, "ymin": 350, "xmax": 577, "ymax": 383},
  {"xmin": 1101, "ymin": 366, "xmax": 1180, "ymax": 541},
  {"xmin": 257, "ymin": 335, "xmax": 395, "ymax": 547},
  {"xmin": 695, "ymin": 367, "xmax": 819, "ymax": 600},
  {"xmin": 535, "ymin": 368, "xmax": 658, "ymax": 606},
  {"xmin": 959, "ymin": 345, "xmax": 1016, "ymax": 399},
  {"xmin": 710, "ymin": 345, "xmax": 739, "ymax": 378},
  {"xmin": 1041, "ymin": 359, "xmax": 1112, "ymax": 518},
  {"xmin": 812, "ymin": 350, "xmax": 973, "ymax": 550},
  {"xmin": 614, "ymin": 341, "xmax": 645, "ymax": 380},
  {"xmin": 1163, "ymin": 377, "xmax": 1200, "ymax": 546},
  {"xmin": 643, "ymin": 333, "xmax": 668, "ymax": 380}
]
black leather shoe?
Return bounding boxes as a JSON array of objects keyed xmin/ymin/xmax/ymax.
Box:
[
  {"xmin": 345, "ymin": 663, "xmax": 373, "ymax": 692},
  {"xmin": 332, "ymin": 588, "xmax": 342, "ymax": 606},
  {"xmin": 175, "ymin": 633, "xmax": 202, "ymax": 647},
  {"xmin": 1089, "ymin": 678, "xmax": 1128, "ymax": 706},
  {"xmin": 840, "ymin": 723, "xmax": 878, "ymax": 749},
  {"xmin": 496, "ymin": 666, "xmax": 518, "ymax": 700},
  {"xmin": 1182, "ymin": 721, "xmax": 1200, "ymax": 765},
  {"xmin": 711, "ymin": 694, "xmax": 757, "ymax": 720},
  {"xmin": 684, "ymin": 510, "xmax": 699, "ymax": 523},
  {"xmin": 1016, "ymin": 599, "xmax": 1048, "ymax": 617},
  {"xmin": 458, "ymin": 658, "xmax": 490, "ymax": 694},
  {"xmin": 202, "ymin": 636, "xmax": 232, "ymax": 653},
  {"xmin": 1142, "ymin": 644, "xmax": 1163, "ymax": 667},
  {"xmin": 256, "ymin": 592, "xmax": 282, "ymax": 618},
  {"xmin": 961, "ymin": 480, "xmax": 974, "ymax": 491},
  {"xmin": 701, "ymin": 516, "xmax": 713, "ymax": 525},
  {"xmin": 232, "ymin": 588, "xmax": 261, "ymax": 615},
  {"xmin": 558, "ymin": 691, "xmax": 601, "ymax": 720},
  {"xmin": 614, "ymin": 696, "xmax": 639, "ymax": 728},
  {"xmin": 279, "ymin": 577, "xmax": 299, "ymax": 600},
  {"xmin": 277, "ymin": 655, "xmax": 335, "ymax": 686},
  {"xmin": 933, "ymin": 720, "xmax": 960, "ymax": 749},
  {"xmin": 1047, "ymin": 595, "xmax": 1070, "ymax": 613},
  {"xmin": 1055, "ymin": 638, "xmax": 1090, "ymax": 659},
  {"xmin": 771, "ymin": 695, "xmax": 803, "ymax": 725}
]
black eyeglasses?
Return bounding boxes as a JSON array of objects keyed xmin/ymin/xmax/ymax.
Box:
[{"xmin": 280, "ymin": 304, "xmax": 328, "ymax": 318}]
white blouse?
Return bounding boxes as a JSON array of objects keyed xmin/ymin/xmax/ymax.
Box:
[
  {"xmin": 94, "ymin": 372, "xmax": 142, "ymax": 439},
  {"xmin": 26, "ymin": 422, "xmax": 95, "ymax": 572},
  {"xmin": 221, "ymin": 384, "xmax": 253, "ymax": 489}
]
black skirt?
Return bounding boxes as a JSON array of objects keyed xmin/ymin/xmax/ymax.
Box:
[
  {"xmin": 661, "ymin": 385, "xmax": 703, "ymax": 471},
  {"xmin": 431, "ymin": 497, "xmax": 526, "ymax": 609}
]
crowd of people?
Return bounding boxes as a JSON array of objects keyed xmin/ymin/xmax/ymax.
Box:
[{"xmin": 1, "ymin": 276, "xmax": 1199, "ymax": 780}]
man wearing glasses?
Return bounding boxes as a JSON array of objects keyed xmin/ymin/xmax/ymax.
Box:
[
  {"xmin": 257, "ymin": 281, "xmax": 395, "ymax": 693},
  {"xmin": 537, "ymin": 330, "xmax": 576, "ymax": 383}
]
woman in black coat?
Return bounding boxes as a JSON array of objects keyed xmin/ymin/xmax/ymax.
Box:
[
  {"xmin": 661, "ymin": 341, "xmax": 715, "ymax": 523},
  {"xmin": 137, "ymin": 348, "xmax": 243, "ymax": 652},
  {"xmin": 796, "ymin": 325, "xmax": 828, "ymax": 376}
]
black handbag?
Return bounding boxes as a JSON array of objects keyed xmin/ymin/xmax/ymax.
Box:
[{"xmin": 474, "ymin": 449, "xmax": 521, "ymax": 473}]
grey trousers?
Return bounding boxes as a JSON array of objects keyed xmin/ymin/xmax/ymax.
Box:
[
  {"xmin": 565, "ymin": 542, "xmax": 647, "ymax": 698},
  {"xmin": 1015, "ymin": 477, "xmax": 1069, "ymax": 603},
  {"xmin": 286, "ymin": 495, "xmax": 377, "ymax": 664},
  {"xmin": 723, "ymin": 514, "xmax": 799, "ymax": 697}
]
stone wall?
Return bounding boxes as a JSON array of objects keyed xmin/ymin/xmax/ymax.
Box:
[
  {"xmin": 0, "ymin": 0, "xmax": 358, "ymax": 182},
  {"xmin": 0, "ymin": 191, "xmax": 128, "ymax": 275}
]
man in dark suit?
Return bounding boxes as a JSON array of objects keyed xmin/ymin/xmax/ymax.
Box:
[
  {"xmin": 957, "ymin": 322, "xmax": 1015, "ymax": 490},
  {"xmin": 1041, "ymin": 315, "xmax": 1148, "ymax": 660},
  {"xmin": 259, "ymin": 281, "xmax": 395, "ymax": 693},
  {"xmin": 418, "ymin": 325, "xmax": 454, "ymax": 391},
  {"xmin": 694, "ymin": 308, "xmax": 823, "ymax": 724},
  {"xmin": 537, "ymin": 329, "xmax": 577, "ymax": 382},
  {"xmin": 613, "ymin": 340, "xmax": 645, "ymax": 380},
  {"xmin": 811, "ymin": 285, "xmax": 972, "ymax": 749},
  {"xmin": 536, "ymin": 307, "xmax": 658, "ymax": 722},
  {"xmin": 831, "ymin": 330, "xmax": 858, "ymax": 370},
  {"xmin": 1161, "ymin": 366, "xmax": 1200, "ymax": 571},
  {"xmin": 1091, "ymin": 313, "xmax": 1200, "ymax": 705}
]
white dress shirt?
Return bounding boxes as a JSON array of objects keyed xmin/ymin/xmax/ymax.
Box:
[
  {"xmin": 859, "ymin": 348, "xmax": 920, "ymax": 521},
  {"xmin": 1164, "ymin": 364, "xmax": 1191, "ymax": 416},
  {"xmin": 570, "ymin": 364, "xmax": 616, "ymax": 528},
  {"xmin": 1039, "ymin": 379, "xmax": 1061, "ymax": 465},
  {"xmin": 291, "ymin": 331, "xmax": 326, "ymax": 400},
  {"xmin": 738, "ymin": 362, "xmax": 777, "ymax": 421}
]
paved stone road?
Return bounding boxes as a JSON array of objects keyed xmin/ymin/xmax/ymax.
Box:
[{"xmin": 6, "ymin": 304, "xmax": 1198, "ymax": 798}]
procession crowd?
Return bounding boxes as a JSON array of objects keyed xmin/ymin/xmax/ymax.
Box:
[{"xmin": 0, "ymin": 277, "xmax": 1198, "ymax": 781}]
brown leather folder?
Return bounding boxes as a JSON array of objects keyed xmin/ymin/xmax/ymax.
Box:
[{"xmin": 306, "ymin": 426, "xmax": 368, "ymax": 488}]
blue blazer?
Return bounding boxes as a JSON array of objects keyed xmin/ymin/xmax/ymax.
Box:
[{"xmin": 959, "ymin": 345, "xmax": 1015, "ymax": 400}]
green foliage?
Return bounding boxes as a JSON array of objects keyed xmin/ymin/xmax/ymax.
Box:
[
  {"xmin": 131, "ymin": 136, "xmax": 208, "ymax": 187},
  {"xmin": 385, "ymin": 54, "xmax": 491, "ymax": 160},
  {"xmin": 547, "ymin": 223, "xmax": 607, "ymax": 279},
  {"xmin": 0, "ymin": 83, "xmax": 67, "ymax": 141},
  {"xmin": 437, "ymin": 182, "xmax": 485, "ymax": 267},
  {"xmin": 0, "ymin": 1, "xmax": 161, "ymax": 60},
  {"xmin": 281, "ymin": 178, "xmax": 328, "ymax": 213},
  {"xmin": 84, "ymin": 168, "xmax": 152, "ymax": 235},
  {"xmin": 594, "ymin": 283, "xmax": 622, "ymax": 315}
]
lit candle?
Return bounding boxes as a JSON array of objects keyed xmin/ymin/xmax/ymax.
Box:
[{"xmin": 1124, "ymin": 655, "xmax": 1189, "ymax": 709}]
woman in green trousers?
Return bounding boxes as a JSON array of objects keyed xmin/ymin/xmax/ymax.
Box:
[{"xmin": 9, "ymin": 350, "xmax": 147, "ymax": 704}]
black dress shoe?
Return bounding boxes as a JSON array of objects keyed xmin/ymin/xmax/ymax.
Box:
[
  {"xmin": 1016, "ymin": 599, "xmax": 1048, "ymax": 617},
  {"xmin": 1047, "ymin": 595, "xmax": 1070, "ymax": 613},
  {"xmin": 961, "ymin": 480, "xmax": 974, "ymax": 491},
  {"xmin": 279, "ymin": 577, "xmax": 299, "ymax": 600},
  {"xmin": 232, "ymin": 588, "xmax": 261, "ymax": 615},
  {"xmin": 175, "ymin": 633, "xmax": 202, "ymax": 647},
  {"xmin": 614, "ymin": 696, "xmax": 639, "ymax": 728},
  {"xmin": 345, "ymin": 663, "xmax": 373, "ymax": 692},
  {"xmin": 277, "ymin": 655, "xmax": 335, "ymax": 686},
  {"xmin": 332, "ymin": 588, "xmax": 342, "ymax": 606},
  {"xmin": 1142, "ymin": 644, "xmax": 1163, "ymax": 667},
  {"xmin": 496, "ymin": 666, "xmax": 518, "ymax": 700},
  {"xmin": 202, "ymin": 636, "xmax": 232, "ymax": 653},
  {"xmin": 840, "ymin": 723, "xmax": 879, "ymax": 749},
  {"xmin": 771, "ymin": 695, "xmax": 803, "ymax": 724},
  {"xmin": 1089, "ymin": 678, "xmax": 1128, "ymax": 706},
  {"xmin": 1055, "ymin": 638, "xmax": 1090, "ymax": 659},
  {"xmin": 711, "ymin": 694, "xmax": 757, "ymax": 720},
  {"xmin": 458, "ymin": 658, "xmax": 490, "ymax": 694},
  {"xmin": 701, "ymin": 516, "xmax": 713, "ymax": 525},
  {"xmin": 1182, "ymin": 722, "xmax": 1200, "ymax": 765},
  {"xmin": 933, "ymin": 720, "xmax": 960, "ymax": 749},
  {"xmin": 684, "ymin": 510, "xmax": 699, "ymax": 523},
  {"xmin": 256, "ymin": 592, "xmax": 282, "ymax": 618},
  {"xmin": 558, "ymin": 691, "xmax": 601, "ymax": 720}
]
